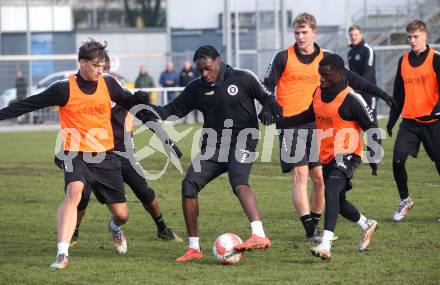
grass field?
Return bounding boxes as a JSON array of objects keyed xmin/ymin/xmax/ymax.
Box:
[{"xmin": 0, "ymin": 121, "xmax": 439, "ymax": 285}]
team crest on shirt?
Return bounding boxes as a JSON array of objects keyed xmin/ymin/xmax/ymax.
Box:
[
  {"xmin": 227, "ymin": 84, "xmax": 238, "ymax": 96},
  {"xmin": 355, "ymin": 54, "xmax": 361, "ymax": 61}
]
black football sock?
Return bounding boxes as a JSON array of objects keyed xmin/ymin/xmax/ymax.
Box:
[
  {"xmin": 393, "ymin": 157, "xmax": 409, "ymax": 200},
  {"xmin": 310, "ymin": 212, "xmax": 321, "ymax": 227},
  {"xmin": 300, "ymin": 214, "xmax": 316, "ymax": 238},
  {"xmin": 154, "ymin": 214, "xmax": 167, "ymax": 232}
]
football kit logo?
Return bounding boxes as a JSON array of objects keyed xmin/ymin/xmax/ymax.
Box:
[{"xmin": 227, "ymin": 84, "xmax": 238, "ymax": 96}]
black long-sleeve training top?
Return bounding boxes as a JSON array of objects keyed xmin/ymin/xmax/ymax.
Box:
[
  {"xmin": 149, "ymin": 62, "xmax": 272, "ymax": 136},
  {"xmin": 348, "ymin": 39, "xmax": 376, "ymax": 85},
  {"xmin": 263, "ymin": 43, "xmax": 389, "ymax": 128},
  {"xmin": 388, "ymin": 46, "xmax": 440, "ymax": 129}
]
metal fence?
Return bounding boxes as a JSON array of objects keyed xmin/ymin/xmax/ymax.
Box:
[{"xmin": 1, "ymin": 44, "xmax": 439, "ymax": 124}]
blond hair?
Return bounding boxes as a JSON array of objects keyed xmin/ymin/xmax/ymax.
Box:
[
  {"xmin": 348, "ymin": 25, "xmax": 362, "ymax": 33},
  {"xmin": 406, "ymin": 19, "xmax": 428, "ymax": 33},
  {"xmin": 292, "ymin": 13, "xmax": 317, "ymax": 30}
]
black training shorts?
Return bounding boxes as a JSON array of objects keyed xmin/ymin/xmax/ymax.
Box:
[
  {"xmin": 322, "ymin": 153, "xmax": 362, "ymax": 191},
  {"xmin": 76, "ymin": 152, "xmax": 154, "ymax": 210},
  {"xmin": 64, "ymin": 152, "xmax": 126, "ymax": 204},
  {"xmin": 279, "ymin": 122, "xmax": 321, "ymax": 173},
  {"xmin": 393, "ymin": 119, "xmax": 440, "ymax": 161},
  {"xmin": 184, "ymin": 138, "xmax": 257, "ymax": 194}
]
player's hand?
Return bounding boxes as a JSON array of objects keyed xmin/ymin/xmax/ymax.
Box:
[
  {"xmin": 54, "ymin": 156, "xmax": 64, "ymax": 170},
  {"xmin": 259, "ymin": 96, "xmax": 283, "ymax": 126},
  {"xmin": 369, "ymin": 163, "xmax": 378, "ymax": 176},
  {"xmin": 386, "ymin": 123, "xmax": 393, "ymax": 137},
  {"xmin": 134, "ymin": 90, "xmax": 148, "ymax": 98},
  {"xmin": 258, "ymin": 109, "xmax": 275, "ymax": 125},
  {"xmin": 134, "ymin": 90, "xmax": 154, "ymax": 106},
  {"xmin": 430, "ymin": 105, "xmax": 440, "ymax": 119},
  {"xmin": 164, "ymin": 139, "xmax": 183, "ymax": 158},
  {"xmin": 267, "ymin": 96, "xmax": 283, "ymax": 118}
]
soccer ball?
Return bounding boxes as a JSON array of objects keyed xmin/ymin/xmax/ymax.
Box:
[{"xmin": 212, "ymin": 233, "xmax": 244, "ymax": 265}]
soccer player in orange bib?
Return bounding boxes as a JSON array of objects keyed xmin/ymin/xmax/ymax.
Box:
[
  {"xmin": 0, "ymin": 39, "xmax": 155, "ymax": 269},
  {"xmin": 276, "ymin": 54, "xmax": 379, "ymax": 260},
  {"xmin": 386, "ymin": 20, "xmax": 440, "ymax": 222},
  {"xmin": 310, "ymin": 54, "xmax": 378, "ymax": 260},
  {"xmin": 262, "ymin": 12, "xmax": 392, "ymax": 242},
  {"xmin": 54, "ymin": 55, "xmax": 182, "ymax": 246}
]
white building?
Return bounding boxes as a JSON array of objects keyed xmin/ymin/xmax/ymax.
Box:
[{"xmin": 168, "ymin": 0, "xmax": 403, "ymax": 30}]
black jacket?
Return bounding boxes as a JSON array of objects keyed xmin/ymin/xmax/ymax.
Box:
[
  {"xmin": 348, "ymin": 39, "xmax": 376, "ymax": 85},
  {"xmin": 149, "ymin": 62, "xmax": 272, "ymax": 139}
]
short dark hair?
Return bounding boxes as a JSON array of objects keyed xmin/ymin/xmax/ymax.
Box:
[
  {"xmin": 348, "ymin": 24, "xmax": 362, "ymax": 33},
  {"xmin": 319, "ymin": 54, "xmax": 345, "ymax": 72},
  {"xmin": 406, "ymin": 19, "xmax": 428, "ymax": 33},
  {"xmin": 104, "ymin": 53, "xmax": 110, "ymax": 72},
  {"xmin": 78, "ymin": 38, "xmax": 108, "ymax": 62},
  {"xmin": 193, "ymin": 45, "xmax": 220, "ymax": 62}
]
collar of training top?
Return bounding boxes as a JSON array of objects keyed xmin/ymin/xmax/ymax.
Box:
[
  {"xmin": 410, "ymin": 45, "xmax": 430, "ymax": 58},
  {"xmin": 293, "ymin": 42, "xmax": 321, "ymax": 63},
  {"xmin": 203, "ymin": 61, "xmax": 228, "ymax": 87},
  {"xmin": 76, "ymin": 71, "xmax": 98, "ymax": 85},
  {"xmin": 349, "ymin": 39, "xmax": 365, "ymax": 49},
  {"xmin": 320, "ymin": 76, "xmax": 348, "ymax": 103}
]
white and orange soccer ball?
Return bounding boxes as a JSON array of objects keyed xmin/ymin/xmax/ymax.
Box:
[{"xmin": 212, "ymin": 233, "xmax": 244, "ymax": 265}]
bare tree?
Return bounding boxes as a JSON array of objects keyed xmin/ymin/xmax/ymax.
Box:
[{"xmin": 124, "ymin": 0, "xmax": 165, "ymax": 27}]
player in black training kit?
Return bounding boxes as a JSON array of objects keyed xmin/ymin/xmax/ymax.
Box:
[
  {"xmin": 348, "ymin": 24, "xmax": 381, "ymax": 175},
  {"xmin": 138, "ymin": 45, "xmax": 282, "ymax": 262}
]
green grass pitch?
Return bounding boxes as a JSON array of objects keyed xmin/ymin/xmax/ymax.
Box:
[{"xmin": 0, "ymin": 121, "xmax": 439, "ymax": 284}]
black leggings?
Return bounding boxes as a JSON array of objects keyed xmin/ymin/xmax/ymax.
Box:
[
  {"xmin": 324, "ymin": 168, "xmax": 360, "ymax": 232},
  {"xmin": 392, "ymin": 151, "xmax": 440, "ymax": 200}
]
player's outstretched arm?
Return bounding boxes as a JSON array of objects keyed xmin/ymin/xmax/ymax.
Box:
[
  {"xmin": 134, "ymin": 88, "xmax": 194, "ymax": 122},
  {"xmin": 0, "ymin": 81, "xmax": 68, "ymax": 121},
  {"xmin": 240, "ymin": 69, "xmax": 283, "ymax": 125},
  {"xmin": 144, "ymin": 119, "xmax": 183, "ymax": 159},
  {"xmin": 386, "ymin": 57, "xmax": 405, "ymax": 137},
  {"xmin": 106, "ymin": 79, "xmax": 184, "ymax": 159},
  {"xmin": 345, "ymin": 69, "xmax": 396, "ymax": 107}
]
